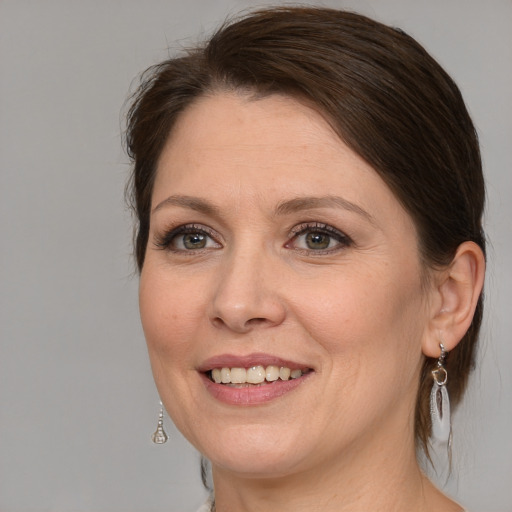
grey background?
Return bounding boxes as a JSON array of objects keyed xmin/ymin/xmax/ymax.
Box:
[{"xmin": 0, "ymin": 1, "xmax": 510, "ymax": 511}]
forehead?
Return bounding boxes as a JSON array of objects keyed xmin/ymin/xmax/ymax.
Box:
[
  {"xmin": 163, "ymin": 93, "xmax": 341, "ymax": 159},
  {"xmin": 155, "ymin": 93, "xmax": 374, "ymax": 195}
]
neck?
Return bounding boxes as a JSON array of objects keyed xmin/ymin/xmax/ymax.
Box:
[{"xmin": 210, "ymin": 422, "xmax": 461, "ymax": 512}]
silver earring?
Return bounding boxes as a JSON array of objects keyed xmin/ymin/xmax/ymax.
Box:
[
  {"xmin": 430, "ymin": 343, "xmax": 451, "ymax": 444},
  {"xmin": 151, "ymin": 400, "xmax": 168, "ymax": 444}
]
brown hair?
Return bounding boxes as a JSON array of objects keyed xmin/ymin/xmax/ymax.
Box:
[{"xmin": 125, "ymin": 6, "xmax": 485, "ymax": 457}]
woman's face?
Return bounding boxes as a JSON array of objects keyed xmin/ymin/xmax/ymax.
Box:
[{"xmin": 140, "ymin": 93, "xmax": 432, "ymax": 477}]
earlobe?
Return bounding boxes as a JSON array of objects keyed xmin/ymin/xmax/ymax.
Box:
[{"xmin": 422, "ymin": 241, "xmax": 485, "ymax": 358}]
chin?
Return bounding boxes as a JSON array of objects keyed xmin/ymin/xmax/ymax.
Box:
[
  {"xmin": 211, "ymin": 450, "xmax": 307, "ymax": 480},
  {"xmin": 189, "ymin": 422, "xmax": 310, "ymax": 478}
]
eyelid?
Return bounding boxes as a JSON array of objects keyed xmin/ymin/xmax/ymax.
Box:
[
  {"xmin": 289, "ymin": 222, "xmax": 348, "ymax": 238},
  {"xmin": 153, "ymin": 223, "xmax": 222, "ymax": 251},
  {"xmin": 153, "ymin": 221, "xmax": 351, "ymax": 254},
  {"xmin": 287, "ymin": 222, "xmax": 352, "ymax": 252}
]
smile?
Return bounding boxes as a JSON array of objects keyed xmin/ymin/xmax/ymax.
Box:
[
  {"xmin": 199, "ymin": 355, "xmax": 315, "ymax": 405},
  {"xmin": 208, "ymin": 366, "xmax": 311, "ymax": 386}
]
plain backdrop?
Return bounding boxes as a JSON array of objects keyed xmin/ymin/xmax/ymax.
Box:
[{"xmin": 1, "ymin": 1, "xmax": 511, "ymax": 511}]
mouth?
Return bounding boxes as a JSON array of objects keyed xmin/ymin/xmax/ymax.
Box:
[
  {"xmin": 198, "ymin": 354, "xmax": 314, "ymax": 405},
  {"xmin": 207, "ymin": 365, "xmax": 313, "ymax": 387}
]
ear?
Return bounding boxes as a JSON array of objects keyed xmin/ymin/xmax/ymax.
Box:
[{"xmin": 422, "ymin": 241, "xmax": 485, "ymax": 358}]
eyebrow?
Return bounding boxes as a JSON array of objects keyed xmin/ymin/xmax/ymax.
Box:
[
  {"xmin": 152, "ymin": 194, "xmax": 374, "ymax": 224},
  {"xmin": 152, "ymin": 195, "xmax": 221, "ymax": 216},
  {"xmin": 275, "ymin": 196, "xmax": 375, "ymax": 223}
]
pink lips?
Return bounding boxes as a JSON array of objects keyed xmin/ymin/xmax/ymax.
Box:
[
  {"xmin": 198, "ymin": 353, "xmax": 308, "ymax": 372},
  {"xmin": 198, "ymin": 352, "xmax": 313, "ymax": 406}
]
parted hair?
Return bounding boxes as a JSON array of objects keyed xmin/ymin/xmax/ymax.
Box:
[{"xmin": 126, "ymin": 6, "xmax": 485, "ymax": 457}]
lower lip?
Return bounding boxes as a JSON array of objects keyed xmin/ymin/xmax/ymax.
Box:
[{"xmin": 201, "ymin": 373, "xmax": 312, "ymax": 406}]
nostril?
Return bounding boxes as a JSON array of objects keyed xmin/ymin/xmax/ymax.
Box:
[
  {"xmin": 211, "ymin": 316, "xmax": 230, "ymax": 330},
  {"xmin": 246, "ymin": 318, "xmax": 268, "ymax": 325},
  {"xmin": 211, "ymin": 315, "xmax": 274, "ymax": 332}
]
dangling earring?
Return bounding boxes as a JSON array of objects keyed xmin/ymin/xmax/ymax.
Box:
[
  {"xmin": 151, "ymin": 400, "xmax": 168, "ymax": 444},
  {"xmin": 430, "ymin": 343, "xmax": 451, "ymax": 444}
]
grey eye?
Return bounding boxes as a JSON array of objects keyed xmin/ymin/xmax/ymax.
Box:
[
  {"xmin": 289, "ymin": 223, "xmax": 351, "ymax": 253},
  {"xmin": 305, "ymin": 232, "xmax": 331, "ymax": 250},
  {"xmin": 155, "ymin": 224, "xmax": 222, "ymax": 253},
  {"xmin": 182, "ymin": 233, "xmax": 207, "ymax": 250}
]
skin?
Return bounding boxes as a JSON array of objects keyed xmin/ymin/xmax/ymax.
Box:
[{"xmin": 139, "ymin": 93, "xmax": 478, "ymax": 511}]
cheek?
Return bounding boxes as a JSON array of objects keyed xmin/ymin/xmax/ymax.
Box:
[
  {"xmin": 139, "ymin": 267, "xmax": 210, "ymax": 437},
  {"xmin": 287, "ymin": 266, "xmax": 426, "ymax": 380},
  {"xmin": 139, "ymin": 268, "xmax": 203, "ymax": 372}
]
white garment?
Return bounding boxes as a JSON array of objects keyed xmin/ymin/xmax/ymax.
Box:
[
  {"xmin": 196, "ymin": 500, "xmax": 213, "ymax": 512},
  {"xmin": 196, "ymin": 500, "xmax": 470, "ymax": 511}
]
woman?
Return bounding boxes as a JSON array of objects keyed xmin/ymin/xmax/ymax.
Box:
[{"xmin": 126, "ymin": 7, "xmax": 485, "ymax": 512}]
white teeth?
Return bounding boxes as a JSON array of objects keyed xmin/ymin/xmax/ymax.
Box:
[
  {"xmin": 210, "ymin": 365, "xmax": 305, "ymax": 384},
  {"xmin": 220, "ymin": 367, "xmax": 231, "ymax": 384},
  {"xmin": 246, "ymin": 366, "xmax": 266, "ymax": 384},
  {"xmin": 230, "ymin": 367, "xmax": 247, "ymax": 384},
  {"xmin": 266, "ymin": 365, "xmax": 279, "ymax": 382},
  {"xmin": 279, "ymin": 367, "xmax": 291, "ymax": 381}
]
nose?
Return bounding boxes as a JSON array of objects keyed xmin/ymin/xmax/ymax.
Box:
[{"xmin": 209, "ymin": 246, "xmax": 286, "ymax": 333}]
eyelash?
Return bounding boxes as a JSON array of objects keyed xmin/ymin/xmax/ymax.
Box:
[
  {"xmin": 153, "ymin": 224, "xmax": 221, "ymax": 253},
  {"xmin": 153, "ymin": 222, "xmax": 352, "ymax": 254},
  {"xmin": 287, "ymin": 222, "xmax": 352, "ymax": 254}
]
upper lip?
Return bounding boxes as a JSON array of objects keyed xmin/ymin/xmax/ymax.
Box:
[{"xmin": 197, "ymin": 352, "xmax": 313, "ymax": 372}]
